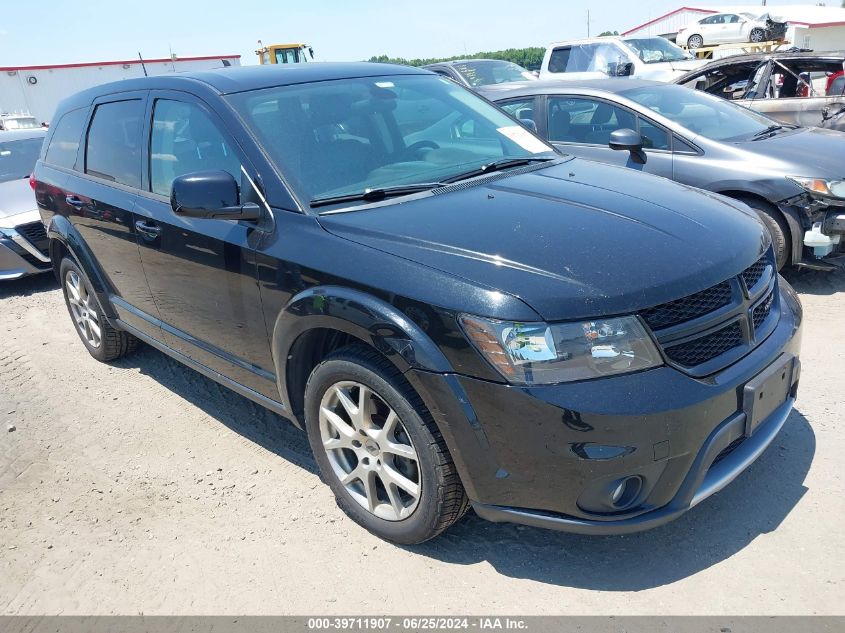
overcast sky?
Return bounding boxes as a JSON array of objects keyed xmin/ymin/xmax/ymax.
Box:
[{"xmin": 0, "ymin": 0, "xmax": 832, "ymax": 67}]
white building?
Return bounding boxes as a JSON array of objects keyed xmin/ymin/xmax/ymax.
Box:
[
  {"xmin": 0, "ymin": 54, "xmax": 241, "ymax": 124},
  {"xmin": 622, "ymin": 4, "xmax": 845, "ymax": 54}
]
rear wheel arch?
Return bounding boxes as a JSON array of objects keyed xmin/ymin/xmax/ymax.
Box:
[{"xmin": 47, "ymin": 216, "xmax": 118, "ymax": 320}]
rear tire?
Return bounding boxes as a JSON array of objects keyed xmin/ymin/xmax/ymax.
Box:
[
  {"xmin": 687, "ymin": 34, "xmax": 704, "ymax": 49},
  {"xmin": 734, "ymin": 198, "xmax": 790, "ymax": 270},
  {"xmin": 304, "ymin": 344, "xmax": 469, "ymax": 544},
  {"xmin": 59, "ymin": 257, "xmax": 139, "ymax": 362}
]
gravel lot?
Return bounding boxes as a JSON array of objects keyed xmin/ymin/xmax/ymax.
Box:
[{"xmin": 0, "ymin": 268, "xmax": 843, "ymax": 615}]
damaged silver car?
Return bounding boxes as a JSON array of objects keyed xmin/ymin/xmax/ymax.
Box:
[{"xmin": 675, "ymin": 50, "xmax": 845, "ymax": 132}]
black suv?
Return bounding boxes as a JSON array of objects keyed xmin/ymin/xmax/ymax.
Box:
[{"xmin": 33, "ymin": 64, "xmax": 802, "ymax": 544}]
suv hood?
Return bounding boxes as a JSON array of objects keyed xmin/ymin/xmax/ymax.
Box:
[
  {"xmin": 319, "ymin": 160, "xmax": 767, "ymax": 321},
  {"xmin": 0, "ymin": 179, "xmax": 38, "ymax": 224},
  {"xmin": 735, "ymin": 126, "xmax": 845, "ymax": 178}
]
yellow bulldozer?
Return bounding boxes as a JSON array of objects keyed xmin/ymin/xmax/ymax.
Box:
[{"xmin": 256, "ymin": 41, "xmax": 314, "ymax": 65}]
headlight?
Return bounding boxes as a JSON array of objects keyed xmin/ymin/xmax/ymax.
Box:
[
  {"xmin": 459, "ymin": 314, "xmax": 663, "ymax": 385},
  {"xmin": 787, "ymin": 177, "xmax": 845, "ymax": 199}
]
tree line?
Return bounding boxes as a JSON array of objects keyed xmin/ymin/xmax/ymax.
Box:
[{"xmin": 367, "ymin": 47, "xmax": 547, "ymax": 71}]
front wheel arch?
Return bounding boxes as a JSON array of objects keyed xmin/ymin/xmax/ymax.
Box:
[
  {"xmin": 272, "ymin": 286, "xmax": 454, "ymax": 421},
  {"xmin": 721, "ymin": 192, "xmax": 792, "ymax": 269}
]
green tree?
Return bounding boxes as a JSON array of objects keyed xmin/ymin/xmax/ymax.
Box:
[
  {"xmin": 598, "ymin": 30, "xmax": 619, "ymax": 37},
  {"xmin": 367, "ymin": 47, "xmax": 547, "ymax": 71}
]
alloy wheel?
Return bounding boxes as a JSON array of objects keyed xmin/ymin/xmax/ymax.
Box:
[
  {"xmin": 750, "ymin": 29, "xmax": 765, "ymax": 43},
  {"xmin": 688, "ymin": 35, "xmax": 704, "ymax": 49},
  {"xmin": 318, "ymin": 381, "xmax": 421, "ymax": 521},
  {"xmin": 66, "ymin": 270, "xmax": 102, "ymax": 348}
]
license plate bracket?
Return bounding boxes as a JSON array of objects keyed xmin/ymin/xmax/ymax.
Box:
[{"xmin": 743, "ymin": 354, "xmax": 794, "ymax": 437}]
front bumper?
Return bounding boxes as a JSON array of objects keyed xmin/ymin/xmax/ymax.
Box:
[
  {"xmin": 410, "ymin": 285, "xmax": 802, "ymax": 534},
  {"xmin": 0, "ymin": 235, "xmax": 51, "ymax": 280}
]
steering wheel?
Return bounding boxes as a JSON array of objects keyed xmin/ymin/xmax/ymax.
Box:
[{"xmin": 401, "ymin": 140, "xmax": 440, "ymax": 160}]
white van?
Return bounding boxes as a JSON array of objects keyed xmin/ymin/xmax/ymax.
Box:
[{"xmin": 539, "ymin": 36, "xmax": 705, "ymax": 83}]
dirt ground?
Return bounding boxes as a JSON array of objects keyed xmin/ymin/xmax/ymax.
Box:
[{"xmin": 0, "ymin": 267, "xmax": 843, "ymax": 615}]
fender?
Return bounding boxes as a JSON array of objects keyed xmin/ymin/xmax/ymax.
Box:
[
  {"xmin": 46, "ymin": 214, "xmax": 119, "ymax": 322},
  {"xmin": 272, "ymin": 286, "xmax": 454, "ymax": 411},
  {"xmin": 775, "ymin": 202, "xmax": 807, "ymax": 266}
]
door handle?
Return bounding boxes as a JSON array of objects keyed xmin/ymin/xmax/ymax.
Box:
[
  {"xmin": 65, "ymin": 195, "xmax": 85, "ymax": 209},
  {"xmin": 134, "ymin": 220, "xmax": 162, "ymax": 238}
]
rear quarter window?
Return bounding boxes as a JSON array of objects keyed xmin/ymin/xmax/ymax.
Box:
[
  {"xmin": 44, "ymin": 108, "xmax": 88, "ymax": 170},
  {"xmin": 85, "ymin": 100, "xmax": 144, "ymax": 188}
]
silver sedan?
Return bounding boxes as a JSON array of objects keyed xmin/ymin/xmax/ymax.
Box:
[{"xmin": 481, "ymin": 78, "xmax": 845, "ymax": 271}]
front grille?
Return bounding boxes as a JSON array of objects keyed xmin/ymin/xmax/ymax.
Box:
[
  {"xmin": 640, "ymin": 281, "xmax": 733, "ymax": 330},
  {"xmin": 638, "ymin": 250, "xmax": 777, "ymax": 373},
  {"xmin": 752, "ymin": 289, "xmax": 775, "ymax": 330},
  {"xmin": 664, "ymin": 321, "xmax": 744, "ymax": 367},
  {"xmin": 741, "ymin": 254, "xmax": 769, "ymax": 290},
  {"xmin": 16, "ymin": 221, "xmax": 49, "ymax": 256}
]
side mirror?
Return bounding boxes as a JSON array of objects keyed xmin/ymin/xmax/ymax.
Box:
[
  {"xmin": 609, "ymin": 128, "xmax": 647, "ymax": 164},
  {"xmin": 170, "ymin": 171, "xmax": 260, "ymax": 221},
  {"xmin": 608, "ymin": 62, "xmax": 634, "ymax": 77}
]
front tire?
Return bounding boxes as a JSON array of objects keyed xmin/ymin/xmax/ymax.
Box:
[
  {"xmin": 734, "ymin": 198, "xmax": 791, "ymax": 270},
  {"xmin": 60, "ymin": 257, "xmax": 138, "ymax": 362},
  {"xmin": 687, "ymin": 34, "xmax": 704, "ymax": 49},
  {"xmin": 304, "ymin": 344, "xmax": 469, "ymax": 544},
  {"xmin": 749, "ymin": 28, "xmax": 765, "ymax": 43}
]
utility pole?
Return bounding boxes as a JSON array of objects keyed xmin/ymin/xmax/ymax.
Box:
[{"xmin": 587, "ymin": 9, "xmax": 591, "ymax": 37}]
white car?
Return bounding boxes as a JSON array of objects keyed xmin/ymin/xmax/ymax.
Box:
[
  {"xmin": 539, "ymin": 36, "xmax": 704, "ymax": 83},
  {"xmin": 677, "ymin": 12, "xmax": 772, "ymax": 49}
]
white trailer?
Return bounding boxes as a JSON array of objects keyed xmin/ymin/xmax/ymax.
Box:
[{"xmin": 0, "ymin": 54, "xmax": 241, "ymax": 124}]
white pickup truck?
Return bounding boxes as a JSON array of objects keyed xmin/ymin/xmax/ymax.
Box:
[{"xmin": 539, "ymin": 36, "xmax": 705, "ymax": 83}]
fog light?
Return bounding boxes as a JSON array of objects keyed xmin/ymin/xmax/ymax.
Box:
[{"xmin": 610, "ymin": 476, "xmax": 642, "ymax": 509}]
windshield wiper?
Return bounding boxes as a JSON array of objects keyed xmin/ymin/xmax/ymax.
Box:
[
  {"xmin": 441, "ymin": 157, "xmax": 557, "ymax": 184},
  {"xmin": 751, "ymin": 124, "xmax": 783, "ymax": 140},
  {"xmin": 310, "ymin": 182, "xmax": 445, "ymax": 208}
]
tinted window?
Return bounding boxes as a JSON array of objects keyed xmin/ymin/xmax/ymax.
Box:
[
  {"xmin": 0, "ymin": 136, "xmax": 43, "ymax": 183},
  {"xmin": 451, "ymin": 60, "xmax": 533, "ymax": 87},
  {"xmin": 85, "ymin": 100, "xmax": 143, "ymax": 188},
  {"xmin": 547, "ymin": 97, "xmax": 635, "ymax": 144},
  {"xmin": 150, "ymin": 100, "xmax": 242, "ymax": 197},
  {"xmin": 638, "ymin": 118, "xmax": 669, "ymax": 150},
  {"xmin": 45, "ymin": 108, "xmax": 87, "ymax": 170},
  {"xmin": 227, "ymin": 75, "xmax": 554, "ymax": 204},
  {"xmin": 621, "ymin": 84, "xmax": 776, "ymax": 141},
  {"xmin": 498, "ymin": 98, "xmax": 536, "ymax": 125}
]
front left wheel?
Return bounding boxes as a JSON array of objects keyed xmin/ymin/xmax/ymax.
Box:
[
  {"xmin": 304, "ymin": 344, "xmax": 469, "ymax": 544},
  {"xmin": 749, "ymin": 28, "xmax": 766, "ymax": 43}
]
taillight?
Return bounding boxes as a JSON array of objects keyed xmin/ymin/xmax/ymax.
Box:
[{"xmin": 29, "ymin": 174, "xmax": 37, "ymax": 190}]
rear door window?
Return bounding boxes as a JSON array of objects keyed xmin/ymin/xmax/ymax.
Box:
[
  {"xmin": 45, "ymin": 108, "xmax": 88, "ymax": 170},
  {"xmin": 85, "ymin": 100, "xmax": 144, "ymax": 188}
]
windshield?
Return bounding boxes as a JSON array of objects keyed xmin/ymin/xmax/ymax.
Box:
[
  {"xmin": 621, "ymin": 84, "xmax": 782, "ymax": 141},
  {"xmin": 451, "ymin": 60, "xmax": 536, "ymax": 86},
  {"xmin": 622, "ymin": 37, "xmax": 692, "ymax": 64},
  {"xmin": 227, "ymin": 74, "xmax": 556, "ymax": 206},
  {"xmin": 0, "ymin": 137, "xmax": 43, "ymax": 183},
  {"xmin": 1, "ymin": 117, "xmax": 40, "ymax": 130}
]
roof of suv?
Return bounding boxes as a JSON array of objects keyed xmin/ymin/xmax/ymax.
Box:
[{"xmin": 56, "ymin": 63, "xmax": 433, "ymax": 110}]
